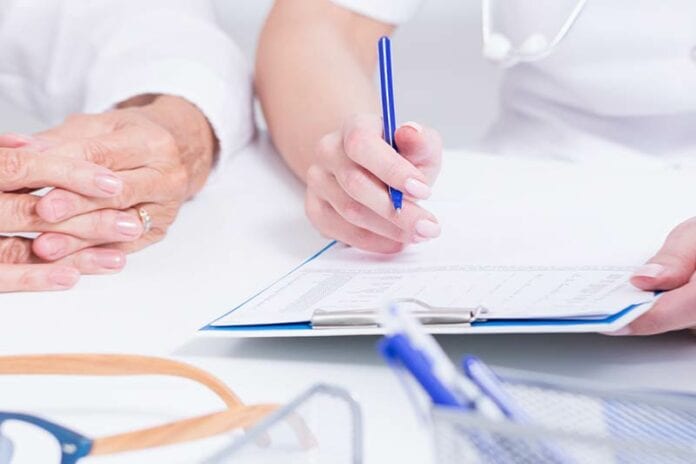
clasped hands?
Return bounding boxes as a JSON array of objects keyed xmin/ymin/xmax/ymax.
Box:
[{"xmin": 0, "ymin": 95, "xmax": 215, "ymax": 292}]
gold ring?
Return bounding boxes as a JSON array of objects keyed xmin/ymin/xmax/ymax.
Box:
[{"xmin": 138, "ymin": 208, "xmax": 152, "ymax": 234}]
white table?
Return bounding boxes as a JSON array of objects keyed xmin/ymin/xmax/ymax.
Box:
[{"xmin": 2, "ymin": 136, "xmax": 695, "ymax": 463}]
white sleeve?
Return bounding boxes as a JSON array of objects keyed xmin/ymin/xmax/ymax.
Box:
[
  {"xmin": 330, "ymin": 0, "xmax": 424, "ymax": 24},
  {"xmin": 1, "ymin": 0, "xmax": 253, "ymax": 165}
]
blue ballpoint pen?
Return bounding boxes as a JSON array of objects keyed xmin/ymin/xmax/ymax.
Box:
[
  {"xmin": 378, "ymin": 36, "xmax": 403, "ymax": 211},
  {"xmin": 378, "ymin": 304, "xmax": 503, "ymax": 416}
]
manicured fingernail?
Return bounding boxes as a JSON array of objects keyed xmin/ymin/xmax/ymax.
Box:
[
  {"xmin": 116, "ymin": 214, "xmax": 142, "ymax": 238},
  {"xmin": 49, "ymin": 267, "xmax": 80, "ymax": 288},
  {"xmin": 401, "ymin": 121, "xmax": 423, "ymax": 134},
  {"xmin": 94, "ymin": 251, "xmax": 126, "ymax": 270},
  {"xmin": 41, "ymin": 235, "xmax": 67, "ymax": 258},
  {"xmin": 415, "ymin": 219, "xmax": 441, "ymax": 238},
  {"xmin": 633, "ymin": 263, "xmax": 665, "ymax": 279},
  {"xmin": 95, "ymin": 174, "xmax": 123, "ymax": 195},
  {"xmin": 404, "ymin": 178, "xmax": 432, "ymax": 199},
  {"xmin": 49, "ymin": 199, "xmax": 70, "ymax": 221},
  {"xmin": 604, "ymin": 327, "xmax": 632, "ymax": 336}
]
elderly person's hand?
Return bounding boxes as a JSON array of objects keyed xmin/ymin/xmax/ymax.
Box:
[
  {"xmin": 26, "ymin": 94, "xmax": 216, "ymax": 263},
  {"xmin": 613, "ymin": 218, "xmax": 696, "ymax": 335},
  {"xmin": 0, "ymin": 94, "xmax": 216, "ymax": 293},
  {"xmin": 305, "ymin": 114, "xmax": 443, "ymax": 254},
  {"xmin": 0, "ymin": 134, "xmax": 125, "ymax": 292}
]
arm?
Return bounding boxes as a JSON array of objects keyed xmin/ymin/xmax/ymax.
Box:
[
  {"xmin": 257, "ymin": 0, "xmax": 391, "ymax": 180},
  {"xmin": 257, "ymin": 0, "xmax": 443, "ymax": 254}
]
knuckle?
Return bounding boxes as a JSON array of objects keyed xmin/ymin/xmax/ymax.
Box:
[
  {"xmin": 0, "ymin": 237, "xmax": 32, "ymax": 264},
  {"xmin": 384, "ymin": 159, "xmax": 405, "ymax": 183},
  {"xmin": 148, "ymin": 127, "xmax": 178, "ymax": 156},
  {"xmin": 337, "ymin": 198, "xmax": 364, "ymax": 224},
  {"xmin": 10, "ymin": 195, "xmax": 39, "ymax": 227},
  {"xmin": 116, "ymin": 183, "xmax": 135, "ymax": 209},
  {"xmin": 18, "ymin": 270, "xmax": 40, "ymax": 290},
  {"xmin": 91, "ymin": 210, "xmax": 112, "ymax": 234},
  {"xmin": 83, "ymin": 139, "xmax": 113, "ymax": 167},
  {"xmin": 0, "ymin": 150, "xmax": 27, "ymax": 182},
  {"xmin": 315, "ymin": 133, "xmax": 338, "ymax": 162},
  {"xmin": 342, "ymin": 127, "xmax": 368, "ymax": 159},
  {"xmin": 339, "ymin": 169, "xmax": 366, "ymax": 197}
]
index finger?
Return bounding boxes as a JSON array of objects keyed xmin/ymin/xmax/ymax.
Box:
[
  {"xmin": 40, "ymin": 124, "xmax": 168, "ymax": 171},
  {"xmin": 0, "ymin": 149, "xmax": 123, "ymax": 198},
  {"xmin": 342, "ymin": 114, "xmax": 428, "ymax": 192}
]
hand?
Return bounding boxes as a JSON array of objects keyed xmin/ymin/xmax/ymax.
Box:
[
  {"xmin": 25, "ymin": 95, "xmax": 216, "ymax": 263},
  {"xmin": 0, "ymin": 135, "xmax": 127, "ymax": 292},
  {"xmin": 304, "ymin": 114, "xmax": 443, "ymax": 254},
  {"xmin": 613, "ymin": 218, "xmax": 696, "ymax": 335}
]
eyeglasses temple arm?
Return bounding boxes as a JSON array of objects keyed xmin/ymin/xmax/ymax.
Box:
[
  {"xmin": 89, "ymin": 404, "xmax": 278, "ymax": 456},
  {"xmin": 0, "ymin": 354, "xmax": 242, "ymax": 409}
]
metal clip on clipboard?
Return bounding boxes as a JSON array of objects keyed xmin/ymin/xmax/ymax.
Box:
[{"xmin": 311, "ymin": 298, "xmax": 487, "ymax": 329}]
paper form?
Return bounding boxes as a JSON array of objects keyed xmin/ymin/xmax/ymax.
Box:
[
  {"xmin": 212, "ymin": 154, "xmax": 696, "ymax": 328},
  {"xmin": 213, "ymin": 262, "xmax": 653, "ymax": 326}
]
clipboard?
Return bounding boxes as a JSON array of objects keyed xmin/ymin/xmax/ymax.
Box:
[{"xmin": 198, "ymin": 242, "xmax": 657, "ymax": 338}]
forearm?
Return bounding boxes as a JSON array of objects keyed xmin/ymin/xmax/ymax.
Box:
[{"xmin": 256, "ymin": 0, "xmax": 392, "ymax": 181}]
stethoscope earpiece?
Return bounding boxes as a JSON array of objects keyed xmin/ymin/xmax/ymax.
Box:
[
  {"xmin": 482, "ymin": 33, "xmax": 512, "ymax": 62},
  {"xmin": 481, "ymin": 0, "xmax": 588, "ymax": 66}
]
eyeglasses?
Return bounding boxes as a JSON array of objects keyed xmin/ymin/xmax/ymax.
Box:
[{"xmin": 0, "ymin": 354, "xmax": 278, "ymax": 463}]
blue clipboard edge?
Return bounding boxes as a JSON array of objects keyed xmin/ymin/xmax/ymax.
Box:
[
  {"xmin": 196, "ymin": 300, "xmax": 654, "ymax": 338},
  {"xmin": 201, "ymin": 241, "xmax": 337, "ymax": 330},
  {"xmin": 200, "ymin": 302, "xmax": 649, "ymax": 333}
]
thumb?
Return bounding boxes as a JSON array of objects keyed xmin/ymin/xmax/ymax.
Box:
[
  {"xmin": 631, "ymin": 218, "xmax": 696, "ymax": 291},
  {"xmin": 394, "ymin": 122, "xmax": 442, "ymax": 184}
]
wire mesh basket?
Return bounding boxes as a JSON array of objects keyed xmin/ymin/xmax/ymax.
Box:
[
  {"xmin": 202, "ymin": 384, "xmax": 363, "ymax": 464},
  {"xmin": 431, "ymin": 369, "xmax": 696, "ymax": 464}
]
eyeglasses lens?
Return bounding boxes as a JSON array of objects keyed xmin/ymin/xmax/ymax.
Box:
[{"xmin": 0, "ymin": 421, "xmax": 61, "ymax": 463}]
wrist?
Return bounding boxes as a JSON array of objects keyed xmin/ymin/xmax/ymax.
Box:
[{"xmin": 120, "ymin": 94, "xmax": 217, "ymax": 196}]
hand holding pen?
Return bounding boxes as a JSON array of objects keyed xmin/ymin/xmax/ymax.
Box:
[{"xmin": 303, "ymin": 37, "xmax": 443, "ymax": 254}]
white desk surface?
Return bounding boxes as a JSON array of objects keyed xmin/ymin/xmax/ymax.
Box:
[{"xmin": 1, "ymin": 135, "xmax": 695, "ymax": 463}]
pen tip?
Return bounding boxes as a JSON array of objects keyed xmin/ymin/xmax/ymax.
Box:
[{"xmin": 395, "ymin": 207, "xmax": 402, "ymax": 213}]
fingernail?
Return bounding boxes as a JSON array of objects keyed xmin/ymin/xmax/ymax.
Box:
[
  {"xmin": 404, "ymin": 178, "xmax": 432, "ymax": 199},
  {"xmin": 49, "ymin": 267, "xmax": 80, "ymax": 288},
  {"xmin": 95, "ymin": 174, "xmax": 123, "ymax": 195},
  {"xmin": 633, "ymin": 263, "xmax": 665, "ymax": 279},
  {"xmin": 93, "ymin": 250, "xmax": 126, "ymax": 270},
  {"xmin": 415, "ymin": 219, "xmax": 441, "ymax": 238},
  {"xmin": 401, "ymin": 121, "xmax": 423, "ymax": 134},
  {"xmin": 49, "ymin": 199, "xmax": 70, "ymax": 221},
  {"xmin": 604, "ymin": 327, "xmax": 632, "ymax": 336},
  {"xmin": 116, "ymin": 213, "xmax": 142, "ymax": 238},
  {"xmin": 41, "ymin": 235, "xmax": 67, "ymax": 258}
]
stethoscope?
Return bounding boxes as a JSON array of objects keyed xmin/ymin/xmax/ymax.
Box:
[{"xmin": 481, "ymin": 0, "xmax": 588, "ymax": 67}]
